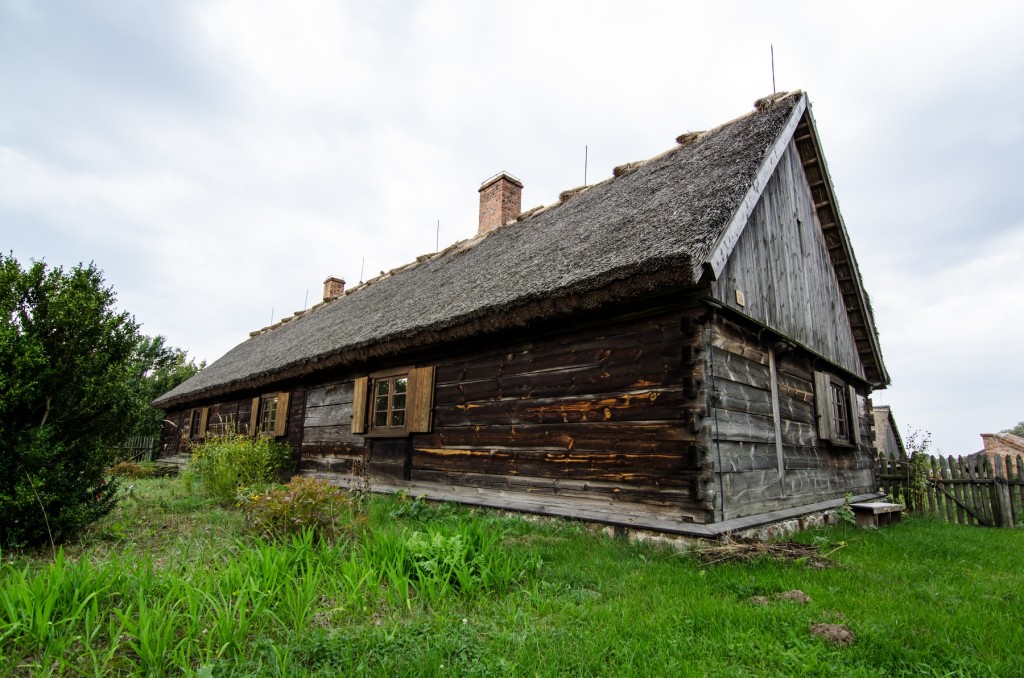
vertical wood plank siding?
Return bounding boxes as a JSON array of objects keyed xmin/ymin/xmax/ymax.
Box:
[
  {"xmin": 710, "ymin": 141, "xmax": 866, "ymax": 380},
  {"xmin": 707, "ymin": 314, "xmax": 874, "ymax": 520}
]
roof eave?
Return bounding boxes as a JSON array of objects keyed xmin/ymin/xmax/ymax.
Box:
[
  {"xmin": 151, "ymin": 259, "xmax": 698, "ymax": 410},
  {"xmin": 700, "ymin": 93, "xmax": 808, "ymax": 283}
]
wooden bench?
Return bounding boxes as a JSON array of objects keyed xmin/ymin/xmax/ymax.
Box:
[{"xmin": 849, "ymin": 502, "xmax": 903, "ymax": 528}]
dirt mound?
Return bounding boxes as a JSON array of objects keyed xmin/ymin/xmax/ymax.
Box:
[{"xmin": 810, "ymin": 623, "xmax": 855, "ymax": 646}]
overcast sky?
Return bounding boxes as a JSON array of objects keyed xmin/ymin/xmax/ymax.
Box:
[{"xmin": 2, "ymin": 0, "xmax": 1022, "ymax": 455}]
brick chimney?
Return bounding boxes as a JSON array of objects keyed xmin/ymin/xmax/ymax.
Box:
[
  {"xmin": 478, "ymin": 172, "xmax": 523, "ymax": 235},
  {"xmin": 322, "ymin": 276, "xmax": 345, "ymax": 302}
]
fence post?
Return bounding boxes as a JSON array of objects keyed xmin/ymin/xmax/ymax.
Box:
[{"xmin": 990, "ymin": 458, "xmax": 1012, "ymax": 528}]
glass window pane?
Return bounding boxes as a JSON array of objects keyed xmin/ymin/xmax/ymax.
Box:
[
  {"xmin": 391, "ymin": 410, "xmax": 405, "ymax": 426},
  {"xmin": 375, "ymin": 395, "xmax": 389, "ymax": 412},
  {"xmin": 394, "ymin": 377, "xmax": 407, "ymax": 394},
  {"xmin": 376, "ymin": 380, "xmax": 390, "ymax": 396},
  {"xmin": 374, "ymin": 411, "xmax": 388, "ymax": 427},
  {"xmin": 392, "ymin": 394, "xmax": 406, "ymax": 411}
]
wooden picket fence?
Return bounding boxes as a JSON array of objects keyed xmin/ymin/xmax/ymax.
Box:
[
  {"xmin": 115, "ymin": 435, "xmax": 156, "ymax": 463},
  {"xmin": 877, "ymin": 453, "xmax": 1024, "ymax": 527}
]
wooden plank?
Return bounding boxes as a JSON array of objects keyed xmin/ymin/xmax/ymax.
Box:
[
  {"xmin": 274, "ymin": 392, "xmax": 290, "ymax": 438},
  {"xmin": 249, "ymin": 397, "xmax": 259, "ymax": 436},
  {"xmin": 965, "ymin": 456, "xmax": 983, "ymax": 526},
  {"xmin": 421, "ymin": 421, "xmax": 696, "ymax": 454},
  {"xmin": 411, "ymin": 446, "xmax": 701, "ymax": 486},
  {"xmin": 411, "ymin": 469, "xmax": 708, "ymax": 514},
  {"xmin": 304, "ymin": 402, "xmax": 354, "ymax": 428},
  {"xmin": 939, "ymin": 457, "xmax": 955, "ymax": 524},
  {"xmin": 848, "ymin": 385, "xmax": 861, "ymax": 446},
  {"xmin": 768, "ymin": 346, "xmax": 786, "ymax": 483},
  {"xmin": 305, "ymin": 381, "xmax": 354, "ymax": 408},
  {"xmin": 436, "ymin": 346, "xmax": 690, "ymax": 405},
  {"xmin": 198, "ymin": 407, "xmax": 209, "ymax": 438},
  {"xmin": 813, "ymin": 371, "xmax": 831, "ymax": 441},
  {"xmin": 300, "ymin": 440, "xmax": 364, "ymax": 456},
  {"xmin": 1009, "ymin": 456, "xmax": 1021, "ymax": 526},
  {"xmin": 711, "ymin": 350, "xmax": 771, "ymax": 392},
  {"xmin": 713, "ymin": 376, "xmax": 816, "ymax": 425},
  {"xmin": 432, "ymin": 388, "xmax": 691, "ymax": 427},
  {"xmin": 302, "ymin": 426, "xmax": 366, "ymax": 445},
  {"xmin": 435, "ymin": 315, "xmax": 688, "ymax": 386},
  {"xmin": 713, "ymin": 409, "xmax": 817, "ymax": 448},
  {"xmin": 952, "ymin": 456, "xmax": 968, "ymax": 525},
  {"xmin": 351, "ymin": 376, "xmax": 368, "ymax": 434},
  {"xmin": 925, "ymin": 456, "xmax": 938, "ymax": 515},
  {"xmin": 991, "ymin": 458, "xmax": 1012, "ymax": 528},
  {"xmin": 407, "ymin": 365, "xmax": 436, "ymax": 433}
]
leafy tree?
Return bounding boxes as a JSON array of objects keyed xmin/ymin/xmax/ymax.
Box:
[
  {"xmin": 0, "ymin": 253, "xmax": 141, "ymax": 547},
  {"xmin": 1000, "ymin": 421, "xmax": 1024, "ymax": 437},
  {"xmin": 129, "ymin": 335, "xmax": 203, "ymax": 441}
]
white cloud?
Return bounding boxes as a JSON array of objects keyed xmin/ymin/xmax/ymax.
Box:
[{"xmin": 2, "ymin": 0, "xmax": 1023, "ymax": 455}]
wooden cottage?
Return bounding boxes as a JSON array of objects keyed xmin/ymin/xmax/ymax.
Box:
[{"xmin": 154, "ymin": 91, "xmax": 890, "ymax": 536}]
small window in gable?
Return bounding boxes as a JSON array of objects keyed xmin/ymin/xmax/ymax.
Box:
[
  {"xmin": 352, "ymin": 366, "xmax": 435, "ymax": 437},
  {"xmin": 249, "ymin": 392, "xmax": 290, "ymax": 437},
  {"xmin": 814, "ymin": 371, "xmax": 861, "ymax": 448}
]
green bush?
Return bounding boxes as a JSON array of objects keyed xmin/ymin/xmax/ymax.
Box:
[
  {"xmin": 241, "ymin": 477, "xmax": 364, "ymax": 542},
  {"xmin": 184, "ymin": 433, "xmax": 292, "ymax": 505},
  {"xmin": 1, "ymin": 254, "xmax": 141, "ymax": 547}
]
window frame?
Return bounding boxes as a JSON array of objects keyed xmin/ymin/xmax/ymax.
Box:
[
  {"xmin": 249, "ymin": 391, "xmax": 290, "ymax": 438},
  {"xmin": 814, "ymin": 371, "xmax": 861, "ymax": 449},
  {"xmin": 352, "ymin": 365, "xmax": 435, "ymax": 437},
  {"xmin": 187, "ymin": 407, "xmax": 208, "ymax": 441},
  {"xmin": 370, "ymin": 372, "xmax": 409, "ymax": 433}
]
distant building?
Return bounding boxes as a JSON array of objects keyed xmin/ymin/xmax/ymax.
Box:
[
  {"xmin": 968, "ymin": 432, "xmax": 1024, "ymax": 473},
  {"xmin": 871, "ymin": 405, "xmax": 906, "ymax": 459}
]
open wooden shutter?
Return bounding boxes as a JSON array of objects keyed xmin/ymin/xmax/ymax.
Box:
[
  {"xmin": 848, "ymin": 385, "xmax": 862, "ymax": 446},
  {"xmin": 274, "ymin": 392, "xmax": 290, "ymax": 437},
  {"xmin": 351, "ymin": 376, "xmax": 369, "ymax": 434},
  {"xmin": 813, "ymin": 371, "xmax": 832, "ymax": 441},
  {"xmin": 197, "ymin": 407, "xmax": 209, "ymax": 439},
  {"xmin": 406, "ymin": 366, "xmax": 436, "ymax": 433},
  {"xmin": 249, "ymin": 397, "xmax": 260, "ymax": 436}
]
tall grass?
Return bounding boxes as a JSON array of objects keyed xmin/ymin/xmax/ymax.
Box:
[
  {"xmin": 2, "ymin": 478, "xmax": 1022, "ymax": 676},
  {"xmin": 0, "ymin": 481, "xmax": 539, "ymax": 675},
  {"xmin": 183, "ymin": 432, "xmax": 292, "ymax": 505}
]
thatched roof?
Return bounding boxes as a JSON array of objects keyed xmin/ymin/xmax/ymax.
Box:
[{"xmin": 155, "ymin": 91, "xmax": 857, "ymax": 409}]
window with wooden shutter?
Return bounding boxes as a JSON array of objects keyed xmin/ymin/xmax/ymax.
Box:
[
  {"xmin": 814, "ymin": 371, "xmax": 858, "ymax": 448},
  {"xmin": 352, "ymin": 366, "xmax": 435, "ymax": 436},
  {"xmin": 188, "ymin": 407, "xmax": 209, "ymax": 440},
  {"xmin": 251, "ymin": 392, "xmax": 290, "ymax": 437}
]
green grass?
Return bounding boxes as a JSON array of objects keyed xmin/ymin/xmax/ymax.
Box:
[{"xmin": 1, "ymin": 477, "xmax": 1022, "ymax": 676}]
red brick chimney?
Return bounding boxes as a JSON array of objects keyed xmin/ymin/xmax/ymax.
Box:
[
  {"xmin": 323, "ymin": 276, "xmax": 345, "ymax": 302},
  {"xmin": 478, "ymin": 172, "xmax": 523, "ymax": 234}
]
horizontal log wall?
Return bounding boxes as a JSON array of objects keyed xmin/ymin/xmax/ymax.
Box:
[
  {"xmin": 707, "ymin": 313, "xmax": 875, "ymax": 520},
  {"xmin": 158, "ymin": 387, "xmax": 305, "ymax": 463},
  {"xmin": 411, "ymin": 305, "xmax": 712, "ymax": 522},
  {"xmin": 298, "ymin": 380, "xmax": 365, "ymax": 476}
]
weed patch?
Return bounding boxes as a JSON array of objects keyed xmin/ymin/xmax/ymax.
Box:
[
  {"xmin": 241, "ymin": 476, "xmax": 363, "ymax": 543},
  {"xmin": 183, "ymin": 432, "xmax": 292, "ymax": 505}
]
